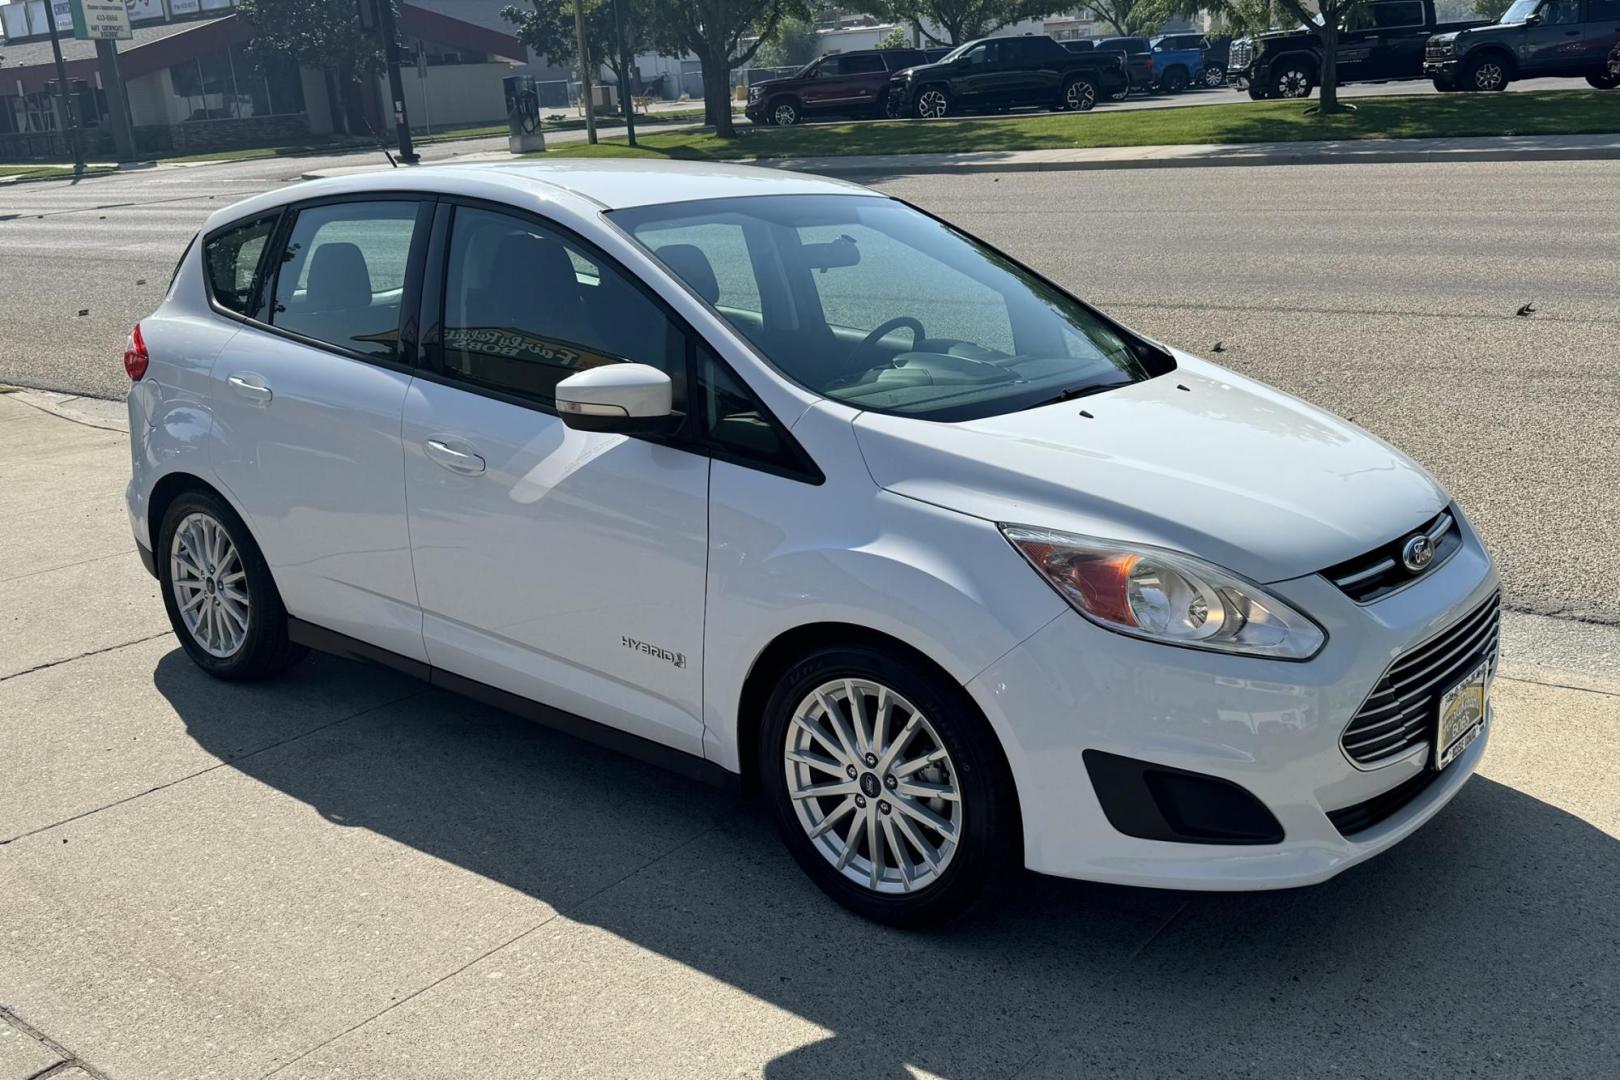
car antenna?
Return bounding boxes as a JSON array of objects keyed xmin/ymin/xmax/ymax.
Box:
[{"xmin": 383, "ymin": 149, "xmax": 399, "ymax": 169}]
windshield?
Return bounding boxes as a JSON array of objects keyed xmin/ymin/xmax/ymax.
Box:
[
  {"xmin": 610, "ymin": 195, "xmax": 1157, "ymax": 422},
  {"xmin": 1499, "ymin": 0, "xmax": 1538, "ymax": 20},
  {"xmin": 938, "ymin": 40, "xmax": 976, "ymax": 63}
]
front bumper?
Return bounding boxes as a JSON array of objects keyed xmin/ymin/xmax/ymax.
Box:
[
  {"xmin": 1424, "ymin": 59, "xmax": 1461, "ymax": 78},
  {"xmin": 965, "ymin": 512, "xmax": 1498, "ymax": 890}
]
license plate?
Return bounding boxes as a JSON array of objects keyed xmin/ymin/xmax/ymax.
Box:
[{"xmin": 1434, "ymin": 659, "xmax": 1489, "ymax": 771}]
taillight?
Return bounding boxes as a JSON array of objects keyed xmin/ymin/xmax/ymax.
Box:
[{"xmin": 124, "ymin": 323, "xmax": 149, "ymax": 381}]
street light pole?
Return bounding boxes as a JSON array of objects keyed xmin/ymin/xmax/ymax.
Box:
[
  {"xmin": 373, "ymin": 0, "xmax": 419, "ymax": 163},
  {"xmin": 612, "ymin": 0, "xmax": 635, "ymax": 147},
  {"xmin": 573, "ymin": 0, "xmax": 597, "ymax": 144},
  {"xmin": 41, "ymin": 0, "xmax": 85, "ymax": 175}
]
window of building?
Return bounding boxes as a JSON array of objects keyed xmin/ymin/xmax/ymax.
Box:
[
  {"xmin": 437, "ymin": 207, "xmax": 685, "ymax": 408},
  {"xmin": 270, "ymin": 201, "xmax": 425, "ymax": 361}
]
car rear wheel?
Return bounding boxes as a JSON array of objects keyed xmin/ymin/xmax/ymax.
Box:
[
  {"xmin": 1162, "ymin": 67, "xmax": 1189, "ymax": 93},
  {"xmin": 1108, "ymin": 79, "xmax": 1131, "ymax": 101},
  {"xmin": 1460, "ymin": 55, "xmax": 1509, "ymax": 91},
  {"xmin": 881, "ymin": 88, "xmax": 906, "ymax": 119},
  {"xmin": 1432, "ymin": 75, "xmax": 1458, "ymax": 92},
  {"xmin": 1061, "ymin": 76, "xmax": 1098, "ymax": 112},
  {"xmin": 761, "ymin": 644, "xmax": 1019, "ymax": 927},
  {"xmin": 159, "ymin": 490, "xmax": 304, "ymax": 682},
  {"xmin": 915, "ymin": 85, "xmax": 950, "ymax": 119},
  {"xmin": 1272, "ymin": 62, "xmax": 1313, "ymax": 98},
  {"xmin": 1203, "ymin": 64, "xmax": 1226, "ymax": 88},
  {"xmin": 769, "ymin": 98, "xmax": 801, "ymax": 126}
]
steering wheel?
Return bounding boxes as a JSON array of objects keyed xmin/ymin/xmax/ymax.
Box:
[{"xmin": 848, "ymin": 316, "xmax": 927, "ymax": 370}]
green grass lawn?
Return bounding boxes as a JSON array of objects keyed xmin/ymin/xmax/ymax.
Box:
[
  {"xmin": 538, "ymin": 90, "xmax": 1620, "ymax": 161},
  {"xmin": 0, "ymin": 164, "xmax": 116, "ymax": 181}
]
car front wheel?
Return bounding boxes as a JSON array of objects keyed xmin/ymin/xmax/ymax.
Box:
[
  {"xmin": 1272, "ymin": 62, "xmax": 1313, "ymax": 98},
  {"xmin": 1461, "ymin": 55, "xmax": 1509, "ymax": 91},
  {"xmin": 881, "ymin": 88, "xmax": 906, "ymax": 119},
  {"xmin": 770, "ymin": 98, "xmax": 801, "ymax": 126},
  {"xmin": 1061, "ymin": 77, "xmax": 1098, "ymax": 112},
  {"xmin": 761, "ymin": 644, "xmax": 1019, "ymax": 927},
  {"xmin": 915, "ymin": 86, "xmax": 950, "ymax": 119},
  {"xmin": 158, "ymin": 489, "xmax": 304, "ymax": 681}
]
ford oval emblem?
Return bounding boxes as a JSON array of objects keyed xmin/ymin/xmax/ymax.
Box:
[{"xmin": 1401, "ymin": 534, "xmax": 1435, "ymax": 573}]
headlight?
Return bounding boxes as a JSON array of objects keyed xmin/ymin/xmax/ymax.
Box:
[
  {"xmin": 748, "ymin": 86, "xmax": 763, "ymax": 102},
  {"xmin": 1001, "ymin": 525, "xmax": 1326, "ymax": 660}
]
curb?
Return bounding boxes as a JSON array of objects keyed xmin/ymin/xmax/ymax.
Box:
[{"xmin": 1, "ymin": 387, "xmax": 129, "ymax": 433}]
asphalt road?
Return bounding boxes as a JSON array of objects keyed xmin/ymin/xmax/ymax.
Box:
[{"xmin": 1, "ymin": 156, "xmax": 1616, "ymax": 623}]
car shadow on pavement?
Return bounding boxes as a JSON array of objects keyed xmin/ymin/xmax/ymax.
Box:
[{"xmin": 157, "ymin": 650, "xmax": 1620, "ymax": 1078}]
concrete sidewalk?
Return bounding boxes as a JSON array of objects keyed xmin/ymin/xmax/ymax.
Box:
[{"xmin": 2, "ymin": 392, "xmax": 1617, "ymax": 1079}]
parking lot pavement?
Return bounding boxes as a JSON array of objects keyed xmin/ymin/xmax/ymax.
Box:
[{"xmin": 2, "ymin": 392, "xmax": 1618, "ymax": 1078}]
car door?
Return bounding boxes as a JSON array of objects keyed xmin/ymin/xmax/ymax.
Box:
[
  {"xmin": 1365, "ymin": 0, "xmax": 1431, "ymax": 78},
  {"xmin": 831, "ymin": 52, "xmax": 892, "ymax": 107},
  {"xmin": 207, "ymin": 195, "xmax": 432, "ymax": 662},
  {"xmin": 1522, "ymin": 0, "xmax": 1587, "ymax": 70},
  {"xmin": 797, "ymin": 58, "xmax": 837, "ymax": 110},
  {"xmin": 400, "ymin": 201, "xmax": 710, "ymax": 755},
  {"xmin": 1001, "ymin": 38, "xmax": 1054, "ymax": 104},
  {"xmin": 952, "ymin": 43, "xmax": 998, "ymax": 104}
]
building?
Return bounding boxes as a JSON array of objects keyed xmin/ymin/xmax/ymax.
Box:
[{"xmin": 0, "ymin": 0, "xmax": 525, "ymax": 160}]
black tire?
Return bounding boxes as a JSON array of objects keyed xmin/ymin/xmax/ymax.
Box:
[
  {"xmin": 1162, "ymin": 66, "xmax": 1189, "ymax": 94},
  {"xmin": 1108, "ymin": 79, "xmax": 1131, "ymax": 102},
  {"xmin": 1271, "ymin": 61, "xmax": 1314, "ymax": 99},
  {"xmin": 1587, "ymin": 71, "xmax": 1620, "ymax": 90},
  {"xmin": 1203, "ymin": 65, "xmax": 1226, "ymax": 88},
  {"xmin": 157, "ymin": 488, "xmax": 305, "ymax": 682},
  {"xmin": 914, "ymin": 84, "xmax": 950, "ymax": 119},
  {"xmin": 1060, "ymin": 76, "xmax": 1098, "ymax": 112},
  {"xmin": 1459, "ymin": 53, "xmax": 1509, "ymax": 92},
  {"xmin": 1247, "ymin": 83, "xmax": 1270, "ymax": 100},
  {"xmin": 768, "ymin": 97, "xmax": 801, "ymax": 126},
  {"xmin": 759, "ymin": 643, "xmax": 1021, "ymax": 928},
  {"xmin": 880, "ymin": 88, "xmax": 906, "ymax": 119},
  {"xmin": 1432, "ymin": 75, "xmax": 1458, "ymax": 92}
]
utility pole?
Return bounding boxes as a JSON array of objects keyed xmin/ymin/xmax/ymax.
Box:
[
  {"xmin": 42, "ymin": 0, "xmax": 85, "ymax": 175},
  {"xmin": 95, "ymin": 38, "xmax": 135, "ymax": 162},
  {"xmin": 372, "ymin": 0, "xmax": 419, "ymax": 163},
  {"xmin": 573, "ymin": 0, "xmax": 596, "ymax": 144},
  {"xmin": 612, "ymin": 0, "xmax": 635, "ymax": 147}
]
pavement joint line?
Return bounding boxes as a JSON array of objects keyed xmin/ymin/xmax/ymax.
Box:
[
  {"xmin": 0, "ymin": 687, "xmax": 426, "ymax": 847},
  {"xmin": 256, "ymin": 801, "xmax": 745, "ymax": 1079},
  {"xmin": 0, "ymin": 632, "xmax": 172, "ymax": 688},
  {"xmin": 1498, "ymin": 673, "xmax": 1619, "ymax": 699},
  {"xmin": 0, "ymin": 550, "xmax": 137, "ymax": 586},
  {"xmin": 0, "ymin": 1006, "xmax": 110, "ymax": 1080}
]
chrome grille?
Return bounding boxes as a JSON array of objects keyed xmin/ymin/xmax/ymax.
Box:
[
  {"xmin": 1340, "ymin": 591, "xmax": 1500, "ymax": 767},
  {"xmin": 1323, "ymin": 508, "xmax": 1461, "ymax": 604},
  {"xmin": 1229, "ymin": 40, "xmax": 1253, "ymax": 69}
]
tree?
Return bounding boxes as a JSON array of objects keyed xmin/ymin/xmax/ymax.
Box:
[
  {"xmin": 861, "ymin": 0, "xmax": 1058, "ymax": 47},
  {"xmin": 647, "ymin": 0, "xmax": 797, "ymax": 137},
  {"xmin": 1269, "ymin": 0, "xmax": 1363, "ymax": 112},
  {"xmin": 876, "ymin": 23, "xmax": 911, "ymax": 48},
  {"xmin": 1074, "ymin": 0, "xmax": 1176, "ymax": 35},
  {"xmin": 503, "ymin": 0, "xmax": 656, "ymax": 102},
  {"xmin": 755, "ymin": 15, "xmax": 822, "ymax": 67},
  {"xmin": 1468, "ymin": 0, "xmax": 1512, "ymax": 17},
  {"xmin": 238, "ymin": 0, "xmax": 386, "ymax": 136}
]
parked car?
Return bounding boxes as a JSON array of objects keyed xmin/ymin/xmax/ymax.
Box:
[
  {"xmin": 1063, "ymin": 37, "xmax": 1155, "ymax": 99},
  {"xmin": 746, "ymin": 48, "xmax": 929, "ymax": 125},
  {"xmin": 126, "ymin": 162, "xmax": 1499, "ymax": 927},
  {"xmin": 889, "ymin": 34, "xmax": 1128, "ymax": 117},
  {"xmin": 1148, "ymin": 33, "xmax": 1207, "ymax": 92},
  {"xmin": 1425, "ymin": 0, "xmax": 1620, "ymax": 91},
  {"xmin": 1202, "ymin": 34, "xmax": 1234, "ymax": 86},
  {"xmin": 1228, "ymin": 0, "xmax": 1487, "ymax": 98}
]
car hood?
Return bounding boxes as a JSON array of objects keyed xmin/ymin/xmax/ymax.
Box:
[{"xmin": 850, "ymin": 354, "xmax": 1448, "ymax": 584}]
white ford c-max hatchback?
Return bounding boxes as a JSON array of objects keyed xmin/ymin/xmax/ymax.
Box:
[{"xmin": 125, "ymin": 162, "xmax": 1497, "ymax": 925}]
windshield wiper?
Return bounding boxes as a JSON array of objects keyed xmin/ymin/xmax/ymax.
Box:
[{"xmin": 1024, "ymin": 381, "xmax": 1124, "ymax": 410}]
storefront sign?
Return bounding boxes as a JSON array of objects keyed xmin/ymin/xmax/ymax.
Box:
[{"xmin": 70, "ymin": 0, "xmax": 134, "ymax": 40}]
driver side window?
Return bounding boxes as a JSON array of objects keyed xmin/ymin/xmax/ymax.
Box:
[{"xmin": 1539, "ymin": 0, "xmax": 1580, "ymax": 22}]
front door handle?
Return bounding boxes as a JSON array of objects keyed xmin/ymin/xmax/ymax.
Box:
[
  {"xmin": 227, "ymin": 373, "xmax": 272, "ymax": 405},
  {"xmin": 424, "ymin": 438, "xmax": 486, "ymax": 476}
]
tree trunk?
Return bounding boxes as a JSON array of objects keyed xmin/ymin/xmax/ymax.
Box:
[
  {"xmin": 702, "ymin": 54, "xmax": 734, "ymax": 138},
  {"xmin": 1318, "ymin": 21, "xmax": 1343, "ymax": 113},
  {"xmin": 323, "ymin": 68, "xmax": 348, "ymax": 137}
]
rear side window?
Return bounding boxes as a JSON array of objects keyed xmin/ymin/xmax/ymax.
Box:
[
  {"xmin": 204, "ymin": 215, "xmax": 277, "ymax": 315},
  {"xmin": 269, "ymin": 200, "xmax": 424, "ymax": 362},
  {"xmin": 832, "ymin": 53, "xmax": 886, "ymax": 75}
]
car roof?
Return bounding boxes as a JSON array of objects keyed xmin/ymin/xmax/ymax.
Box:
[{"xmin": 202, "ymin": 159, "xmax": 877, "ymax": 231}]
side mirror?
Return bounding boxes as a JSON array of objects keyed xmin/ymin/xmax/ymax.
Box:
[
  {"xmin": 555, "ymin": 363, "xmax": 679, "ymax": 434},
  {"xmin": 1524, "ymin": 12, "xmax": 1541, "ymax": 23}
]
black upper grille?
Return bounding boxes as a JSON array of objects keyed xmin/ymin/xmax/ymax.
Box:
[
  {"xmin": 1340, "ymin": 591, "xmax": 1500, "ymax": 766},
  {"xmin": 1322, "ymin": 508, "xmax": 1462, "ymax": 603}
]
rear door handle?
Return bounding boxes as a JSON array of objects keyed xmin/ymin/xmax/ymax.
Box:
[
  {"xmin": 227, "ymin": 373, "xmax": 272, "ymax": 405},
  {"xmin": 424, "ymin": 438, "xmax": 486, "ymax": 476}
]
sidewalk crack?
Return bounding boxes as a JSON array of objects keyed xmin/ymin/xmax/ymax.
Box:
[
  {"xmin": 1, "ymin": 1005, "xmax": 111, "ymax": 1080},
  {"xmin": 0, "ymin": 632, "xmax": 170, "ymax": 685}
]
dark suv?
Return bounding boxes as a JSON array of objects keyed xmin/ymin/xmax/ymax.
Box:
[
  {"xmin": 746, "ymin": 49, "xmax": 929, "ymax": 125},
  {"xmin": 1425, "ymin": 0, "xmax": 1620, "ymax": 91},
  {"xmin": 889, "ymin": 35, "xmax": 1127, "ymax": 117}
]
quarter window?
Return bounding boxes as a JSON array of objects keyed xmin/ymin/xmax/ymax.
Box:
[
  {"xmin": 270, "ymin": 201, "xmax": 424, "ymax": 362},
  {"xmin": 204, "ymin": 215, "xmax": 277, "ymax": 315},
  {"xmin": 832, "ymin": 53, "xmax": 886, "ymax": 75},
  {"xmin": 438, "ymin": 206, "xmax": 684, "ymax": 408}
]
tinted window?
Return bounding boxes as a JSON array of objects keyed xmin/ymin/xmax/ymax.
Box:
[
  {"xmin": 439, "ymin": 206, "xmax": 684, "ymax": 408},
  {"xmin": 1539, "ymin": 0, "xmax": 1581, "ymax": 22},
  {"xmin": 614, "ymin": 195, "xmax": 1156, "ymax": 423},
  {"xmin": 204, "ymin": 215, "xmax": 277, "ymax": 315},
  {"xmin": 831, "ymin": 53, "xmax": 886, "ymax": 75},
  {"xmin": 1588, "ymin": 0, "xmax": 1619, "ymax": 17},
  {"xmin": 883, "ymin": 49, "xmax": 926, "ymax": 68},
  {"xmin": 270, "ymin": 201, "xmax": 422, "ymax": 361},
  {"xmin": 1371, "ymin": 1, "xmax": 1425, "ymax": 26}
]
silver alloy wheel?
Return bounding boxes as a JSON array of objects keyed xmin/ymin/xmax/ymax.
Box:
[
  {"xmin": 917, "ymin": 88, "xmax": 948, "ymax": 119},
  {"xmin": 1204, "ymin": 66, "xmax": 1225, "ymax": 87},
  {"xmin": 1065, "ymin": 80, "xmax": 1096, "ymax": 111},
  {"xmin": 1277, "ymin": 69, "xmax": 1309, "ymax": 97},
  {"xmin": 784, "ymin": 678, "xmax": 962, "ymax": 895},
  {"xmin": 170, "ymin": 511, "xmax": 249, "ymax": 658},
  {"xmin": 772, "ymin": 101, "xmax": 798, "ymax": 126},
  {"xmin": 1109, "ymin": 81, "xmax": 1130, "ymax": 101},
  {"xmin": 1473, "ymin": 62, "xmax": 1504, "ymax": 90}
]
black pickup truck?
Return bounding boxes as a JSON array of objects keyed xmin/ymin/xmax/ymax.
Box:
[
  {"xmin": 1227, "ymin": 0, "xmax": 1486, "ymax": 98},
  {"xmin": 1425, "ymin": 0, "xmax": 1620, "ymax": 91},
  {"xmin": 889, "ymin": 34, "xmax": 1128, "ymax": 117}
]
